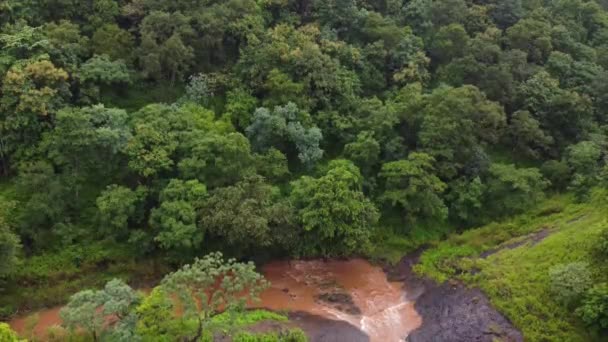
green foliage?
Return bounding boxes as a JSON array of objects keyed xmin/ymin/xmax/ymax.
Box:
[
  {"xmin": 0, "ymin": 323, "xmax": 24, "ymax": 342},
  {"xmin": 549, "ymin": 262, "xmax": 593, "ymax": 307},
  {"xmin": 60, "ymin": 279, "xmax": 140, "ymax": 341},
  {"xmin": 417, "ymin": 190, "xmax": 608, "ymax": 341},
  {"xmin": 91, "ymin": 24, "xmax": 134, "ymax": 62},
  {"xmin": 344, "ymin": 131, "xmax": 381, "ymax": 174},
  {"xmin": 0, "ymin": 200, "xmax": 20, "ymax": 278},
  {"xmin": 201, "ymin": 175, "xmax": 293, "ymax": 253},
  {"xmin": 4, "ymin": 2, "xmax": 608, "ymax": 340},
  {"xmin": 446, "ymin": 177, "xmax": 484, "ymax": 226},
  {"xmin": 576, "ymin": 283, "xmax": 608, "ymax": 332},
  {"xmin": 246, "ymin": 103, "xmax": 323, "ymax": 169},
  {"xmin": 96, "ymin": 185, "xmax": 147, "ymax": 239},
  {"xmin": 211, "ymin": 310, "xmax": 288, "ymax": 327},
  {"xmin": 380, "ymin": 153, "xmax": 448, "ymax": 223},
  {"xmin": 135, "ymin": 287, "xmax": 181, "ymax": 341},
  {"xmin": 150, "ymin": 179, "xmax": 207, "ymax": 255},
  {"xmin": 290, "ymin": 160, "xmax": 379, "ymax": 257},
  {"xmin": 233, "ymin": 329, "xmax": 307, "ymax": 342},
  {"xmin": 415, "ymin": 84, "xmax": 506, "ymax": 178},
  {"xmin": 592, "ymin": 226, "xmax": 608, "ymax": 261},
  {"xmin": 485, "ymin": 163, "xmax": 548, "ymax": 217},
  {"xmin": 159, "ymin": 252, "xmax": 269, "ymax": 341},
  {"xmin": 80, "ymin": 55, "xmax": 131, "ymax": 84}
]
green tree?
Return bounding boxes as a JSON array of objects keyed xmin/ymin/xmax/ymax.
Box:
[
  {"xmin": 178, "ymin": 133, "xmax": 255, "ymax": 188},
  {"xmin": 224, "ymin": 88, "xmax": 258, "ymax": 130},
  {"xmin": 517, "ymin": 71, "xmax": 592, "ymax": 149},
  {"xmin": 96, "ymin": 185, "xmax": 147, "ymax": 239},
  {"xmin": 160, "ymin": 252, "xmax": 269, "ymax": 341},
  {"xmin": 136, "ymin": 288, "xmax": 182, "ymax": 341},
  {"xmin": 549, "ymin": 262, "xmax": 593, "ymax": 307},
  {"xmin": 485, "ymin": 163, "xmax": 549, "ymax": 217},
  {"xmin": 506, "ymin": 17, "xmax": 553, "ymax": 64},
  {"xmin": 566, "ymin": 141, "xmax": 602, "ymax": 175},
  {"xmin": 508, "ymin": 110, "xmax": 553, "ymax": 158},
  {"xmin": 80, "ymin": 55, "xmax": 131, "ymax": 84},
  {"xmin": 91, "ymin": 24, "xmax": 134, "ymax": 61},
  {"xmin": 446, "ymin": 177, "xmax": 485, "ymax": 227},
  {"xmin": 490, "ymin": 0, "xmax": 524, "ymax": 29},
  {"xmin": 417, "ymin": 85, "xmax": 506, "ymax": 178},
  {"xmin": 254, "ymin": 148, "xmax": 290, "ymax": 182},
  {"xmin": 138, "ymin": 11, "xmax": 194, "ymax": 83},
  {"xmin": 263, "ymin": 69, "xmax": 309, "ymax": 109},
  {"xmin": 541, "ymin": 160, "xmax": 571, "ymax": 190},
  {"xmin": 150, "ymin": 179, "xmax": 207, "ymax": 255},
  {"xmin": 380, "ymin": 153, "xmax": 448, "ymax": 223},
  {"xmin": 430, "ymin": 24, "xmax": 469, "ymax": 64},
  {"xmin": 344, "ymin": 131, "xmax": 381, "ymax": 174},
  {"xmin": 60, "ymin": 279, "xmax": 140, "ymax": 342},
  {"xmin": 246, "ymin": 103, "xmax": 323, "ymax": 168},
  {"xmin": 0, "ymin": 200, "xmax": 20, "ymax": 279},
  {"xmin": 41, "ymin": 105, "xmax": 131, "ymax": 183},
  {"xmin": 126, "ymin": 122, "xmax": 178, "ymax": 178},
  {"xmin": 0, "ymin": 59, "xmax": 70, "ymax": 173},
  {"xmin": 576, "ymin": 283, "xmax": 608, "ymax": 331},
  {"xmin": 0, "ymin": 323, "xmax": 24, "ymax": 342},
  {"xmin": 565, "ymin": 141, "xmax": 603, "ymax": 201},
  {"xmin": 201, "ymin": 175, "xmax": 294, "ymax": 252},
  {"xmin": 290, "ymin": 160, "xmax": 379, "ymax": 257}
]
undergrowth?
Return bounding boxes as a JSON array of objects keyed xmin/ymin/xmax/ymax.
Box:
[{"xmin": 415, "ymin": 189, "xmax": 608, "ymax": 341}]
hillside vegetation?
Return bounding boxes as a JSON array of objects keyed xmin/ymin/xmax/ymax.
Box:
[
  {"xmin": 416, "ymin": 189, "xmax": 608, "ymax": 341},
  {"xmin": 1, "ymin": 0, "xmax": 608, "ymax": 340}
]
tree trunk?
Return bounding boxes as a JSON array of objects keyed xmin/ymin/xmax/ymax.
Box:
[{"xmin": 187, "ymin": 316, "xmax": 203, "ymax": 342}]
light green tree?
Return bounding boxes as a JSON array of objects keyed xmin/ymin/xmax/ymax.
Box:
[
  {"xmin": 60, "ymin": 279, "xmax": 140, "ymax": 342},
  {"xmin": 290, "ymin": 160, "xmax": 379, "ymax": 256},
  {"xmin": 160, "ymin": 252, "xmax": 269, "ymax": 342},
  {"xmin": 380, "ymin": 153, "xmax": 448, "ymax": 223}
]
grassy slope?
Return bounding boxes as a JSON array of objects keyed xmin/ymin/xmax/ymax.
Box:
[{"xmin": 415, "ymin": 190, "xmax": 608, "ymax": 341}]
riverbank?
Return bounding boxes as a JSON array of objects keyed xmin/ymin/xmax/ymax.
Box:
[{"xmin": 385, "ymin": 251, "xmax": 522, "ymax": 342}]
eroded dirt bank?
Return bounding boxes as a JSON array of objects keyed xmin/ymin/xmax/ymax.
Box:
[{"xmin": 386, "ymin": 251, "xmax": 524, "ymax": 342}]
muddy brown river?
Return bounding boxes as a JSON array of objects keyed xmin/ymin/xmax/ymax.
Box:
[{"xmin": 9, "ymin": 259, "xmax": 421, "ymax": 341}]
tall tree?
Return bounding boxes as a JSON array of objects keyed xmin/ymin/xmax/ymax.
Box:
[
  {"xmin": 160, "ymin": 252, "xmax": 269, "ymax": 342},
  {"xmin": 380, "ymin": 153, "xmax": 448, "ymax": 223},
  {"xmin": 290, "ymin": 160, "xmax": 379, "ymax": 256}
]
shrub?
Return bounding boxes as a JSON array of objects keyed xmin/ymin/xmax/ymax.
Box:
[
  {"xmin": 549, "ymin": 262, "xmax": 592, "ymax": 307},
  {"xmin": 233, "ymin": 329, "xmax": 308, "ymax": 342},
  {"xmin": 575, "ymin": 283, "xmax": 608, "ymax": 331},
  {"xmin": 541, "ymin": 160, "xmax": 571, "ymax": 190},
  {"xmin": 281, "ymin": 328, "xmax": 308, "ymax": 342},
  {"xmin": 592, "ymin": 227, "xmax": 608, "ymax": 261},
  {"xmin": 0, "ymin": 323, "xmax": 24, "ymax": 342}
]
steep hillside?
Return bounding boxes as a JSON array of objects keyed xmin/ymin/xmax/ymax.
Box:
[{"xmin": 416, "ymin": 190, "xmax": 608, "ymax": 341}]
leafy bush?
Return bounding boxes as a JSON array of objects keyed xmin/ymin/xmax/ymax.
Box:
[
  {"xmin": 575, "ymin": 283, "xmax": 608, "ymax": 331},
  {"xmin": 0, "ymin": 323, "xmax": 24, "ymax": 342},
  {"xmin": 592, "ymin": 227, "xmax": 608, "ymax": 261},
  {"xmin": 233, "ymin": 329, "xmax": 308, "ymax": 342},
  {"xmin": 549, "ymin": 262, "xmax": 592, "ymax": 307},
  {"xmin": 212, "ymin": 310, "xmax": 288, "ymax": 327}
]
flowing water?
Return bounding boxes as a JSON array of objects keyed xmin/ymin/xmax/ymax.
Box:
[
  {"xmin": 259, "ymin": 259, "xmax": 421, "ymax": 342},
  {"xmin": 8, "ymin": 259, "xmax": 421, "ymax": 341}
]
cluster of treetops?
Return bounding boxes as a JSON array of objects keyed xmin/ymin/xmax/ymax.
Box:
[{"xmin": 1, "ymin": 0, "xmax": 608, "ymax": 278}]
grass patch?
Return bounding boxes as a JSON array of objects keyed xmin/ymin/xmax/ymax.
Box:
[
  {"xmin": 414, "ymin": 193, "xmax": 585, "ymax": 282},
  {"xmin": 212, "ymin": 310, "xmax": 288, "ymax": 327},
  {"xmin": 232, "ymin": 328, "xmax": 307, "ymax": 342},
  {"xmin": 415, "ymin": 189, "xmax": 608, "ymax": 341},
  {"xmin": 0, "ymin": 242, "xmax": 167, "ymax": 318}
]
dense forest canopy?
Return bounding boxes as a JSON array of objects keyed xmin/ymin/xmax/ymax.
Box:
[{"xmin": 1, "ymin": 1, "xmax": 608, "ymax": 337}]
